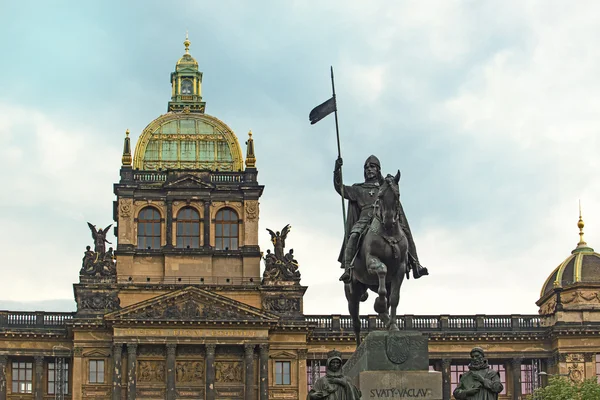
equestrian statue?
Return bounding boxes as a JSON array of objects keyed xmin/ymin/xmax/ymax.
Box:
[{"xmin": 334, "ymin": 155, "xmax": 428, "ymax": 344}]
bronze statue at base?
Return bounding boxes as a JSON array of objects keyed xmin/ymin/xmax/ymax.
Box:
[
  {"xmin": 453, "ymin": 347, "xmax": 504, "ymax": 400},
  {"xmin": 307, "ymin": 350, "xmax": 361, "ymax": 400}
]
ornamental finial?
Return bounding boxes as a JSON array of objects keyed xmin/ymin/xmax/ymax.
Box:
[
  {"xmin": 122, "ymin": 129, "xmax": 132, "ymax": 166},
  {"xmin": 245, "ymin": 130, "xmax": 256, "ymax": 169},
  {"xmin": 184, "ymin": 31, "xmax": 190, "ymax": 54},
  {"xmin": 577, "ymin": 199, "xmax": 587, "ymax": 247}
]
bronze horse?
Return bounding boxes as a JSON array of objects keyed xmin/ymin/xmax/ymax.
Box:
[{"xmin": 344, "ymin": 171, "xmax": 408, "ymax": 345}]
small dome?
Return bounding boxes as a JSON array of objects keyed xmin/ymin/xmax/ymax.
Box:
[
  {"xmin": 540, "ymin": 212, "xmax": 600, "ymax": 297},
  {"xmin": 132, "ymin": 113, "xmax": 244, "ymax": 171}
]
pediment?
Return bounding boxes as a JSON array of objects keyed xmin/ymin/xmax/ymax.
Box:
[
  {"xmin": 83, "ymin": 350, "xmax": 110, "ymax": 358},
  {"xmin": 163, "ymin": 174, "xmax": 213, "ymax": 189},
  {"xmin": 269, "ymin": 350, "xmax": 297, "ymax": 359},
  {"xmin": 105, "ymin": 287, "xmax": 278, "ymax": 325}
]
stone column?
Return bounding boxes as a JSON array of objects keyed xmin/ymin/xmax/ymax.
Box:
[
  {"xmin": 441, "ymin": 359, "xmax": 451, "ymax": 400},
  {"xmin": 203, "ymin": 201, "xmax": 211, "ymax": 248},
  {"xmin": 0, "ymin": 355, "xmax": 8, "ymax": 400},
  {"xmin": 205, "ymin": 344, "xmax": 216, "ymax": 400},
  {"xmin": 259, "ymin": 344, "xmax": 269, "ymax": 400},
  {"xmin": 112, "ymin": 343, "xmax": 123, "ymax": 400},
  {"xmin": 166, "ymin": 199, "xmax": 173, "ymax": 248},
  {"xmin": 510, "ymin": 357, "xmax": 522, "ymax": 400},
  {"xmin": 34, "ymin": 356, "xmax": 43, "ymax": 400},
  {"xmin": 166, "ymin": 344, "xmax": 176, "ymax": 400},
  {"xmin": 244, "ymin": 344, "xmax": 255, "ymax": 400},
  {"xmin": 298, "ymin": 350, "xmax": 308, "ymax": 400},
  {"xmin": 127, "ymin": 344, "xmax": 138, "ymax": 400},
  {"xmin": 72, "ymin": 347, "xmax": 83, "ymax": 400}
]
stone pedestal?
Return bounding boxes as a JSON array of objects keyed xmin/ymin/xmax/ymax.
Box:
[{"xmin": 343, "ymin": 331, "xmax": 442, "ymax": 400}]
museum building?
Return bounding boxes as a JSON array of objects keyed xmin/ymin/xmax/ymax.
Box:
[{"xmin": 2, "ymin": 39, "xmax": 600, "ymax": 400}]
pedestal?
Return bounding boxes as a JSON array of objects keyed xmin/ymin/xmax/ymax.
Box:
[{"xmin": 343, "ymin": 331, "xmax": 442, "ymax": 400}]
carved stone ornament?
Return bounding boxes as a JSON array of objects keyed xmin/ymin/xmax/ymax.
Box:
[
  {"xmin": 539, "ymin": 298, "xmax": 557, "ymax": 315},
  {"xmin": 565, "ymin": 353, "xmax": 585, "ymax": 363},
  {"xmin": 561, "ymin": 290, "xmax": 600, "ymax": 305},
  {"xmin": 245, "ymin": 201, "xmax": 258, "ymax": 221},
  {"xmin": 262, "ymin": 296, "xmax": 301, "ymax": 314},
  {"xmin": 119, "ymin": 200, "xmax": 133, "ymax": 218},
  {"xmin": 215, "ymin": 361, "xmax": 242, "ymax": 383},
  {"xmin": 77, "ymin": 291, "xmax": 120, "ymax": 312},
  {"xmin": 131, "ymin": 298, "xmax": 243, "ymax": 321},
  {"xmin": 568, "ymin": 362, "xmax": 585, "ymax": 383},
  {"xmin": 138, "ymin": 360, "xmax": 165, "ymax": 383},
  {"xmin": 176, "ymin": 361, "xmax": 205, "ymax": 383}
]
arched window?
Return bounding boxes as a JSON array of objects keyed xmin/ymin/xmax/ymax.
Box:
[
  {"xmin": 137, "ymin": 207, "xmax": 161, "ymax": 249},
  {"xmin": 215, "ymin": 208, "xmax": 239, "ymax": 250},
  {"xmin": 176, "ymin": 207, "xmax": 200, "ymax": 248}
]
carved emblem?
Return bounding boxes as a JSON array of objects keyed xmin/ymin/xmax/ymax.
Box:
[
  {"xmin": 245, "ymin": 201, "xmax": 258, "ymax": 220},
  {"xmin": 385, "ymin": 333, "xmax": 410, "ymax": 364},
  {"xmin": 262, "ymin": 296, "xmax": 300, "ymax": 314},
  {"xmin": 176, "ymin": 361, "xmax": 205, "ymax": 383},
  {"xmin": 77, "ymin": 291, "xmax": 120, "ymax": 312},
  {"xmin": 119, "ymin": 200, "xmax": 132, "ymax": 218},
  {"xmin": 138, "ymin": 361, "xmax": 165, "ymax": 383},
  {"xmin": 215, "ymin": 362, "xmax": 242, "ymax": 383}
]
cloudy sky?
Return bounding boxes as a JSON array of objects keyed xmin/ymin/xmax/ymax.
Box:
[{"xmin": 1, "ymin": 0, "xmax": 600, "ymax": 316}]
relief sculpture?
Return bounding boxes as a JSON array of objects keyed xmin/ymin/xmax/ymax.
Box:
[
  {"xmin": 138, "ymin": 360, "xmax": 165, "ymax": 383},
  {"xmin": 215, "ymin": 361, "xmax": 242, "ymax": 383},
  {"xmin": 176, "ymin": 361, "xmax": 205, "ymax": 383}
]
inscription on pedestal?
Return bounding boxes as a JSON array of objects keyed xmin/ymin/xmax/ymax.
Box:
[{"xmin": 360, "ymin": 371, "xmax": 442, "ymax": 400}]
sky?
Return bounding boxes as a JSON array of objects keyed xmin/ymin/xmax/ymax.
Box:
[{"xmin": 1, "ymin": 0, "xmax": 600, "ymax": 316}]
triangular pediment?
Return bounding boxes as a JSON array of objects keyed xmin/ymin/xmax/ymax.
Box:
[
  {"xmin": 163, "ymin": 174, "xmax": 214, "ymax": 189},
  {"xmin": 105, "ymin": 287, "xmax": 278, "ymax": 325}
]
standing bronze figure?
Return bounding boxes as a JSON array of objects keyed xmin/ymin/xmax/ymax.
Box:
[
  {"xmin": 87, "ymin": 222, "xmax": 112, "ymax": 255},
  {"xmin": 307, "ymin": 350, "xmax": 361, "ymax": 400},
  {"xmin": 453, "ymin": 347, "xmax": 504, "ymax": 400},
  {"xmin": 334, "ymin": 156, "xmax": 428, "ymax": 344}
]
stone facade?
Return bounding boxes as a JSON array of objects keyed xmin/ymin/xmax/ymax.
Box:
[{"xmin": 3, "ymin": 40, "xmax": 600, "ymax": 400}]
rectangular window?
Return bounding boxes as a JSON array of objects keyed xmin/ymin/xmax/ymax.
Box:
[
  {"xmin": 275, "ymin": 361, "xmax": 291, "ymax": 385},
  {"xmin": 307, "ymin": 360, "xmax": 327, "ymax": 391},
  {"xmin": 450, "ymin": 364, "xmax": 469, "ymax": 394},
  {"xmin": 521, "ymin": 361, "xmax": 542, "ymax": 395},
  {"xmin": 48, "ymin": 362, "xmax": 69, "ymax": 394},
  {"xmin": 11, "ymin": 361, "xmax": 33, "ymax": 393},
  {"xmin": 89, "ymin": 360, "xmax": 105, "ymax": 384},
  {"xmin": 489, "ymin": 363, "xmax": 507, "ymax": 395}
]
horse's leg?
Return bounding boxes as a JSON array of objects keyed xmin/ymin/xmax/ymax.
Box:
[
  {"xmin": 367, "ymin": 254, "xmax": 388, "ymax": 315},
  {"xmin": 388, "ymin": 261, "xmax": 405, "ymax": 331},
  {"xmin": 346, "ymin": 281, "xmax": 365, "ymax": 346}
]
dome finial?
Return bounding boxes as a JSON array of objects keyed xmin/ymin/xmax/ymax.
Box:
[
  {"xmin": 184, "ymin": 31, "xmax": 190, "ymax": 54},
  {"xmin": 578, "ymin": 199, "xmax": 587, "ymax": 247}
]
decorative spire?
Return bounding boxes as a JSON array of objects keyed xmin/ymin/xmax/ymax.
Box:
[
  {"xmin": 577, "ymin": 200, "xmax": 587, "ymax": 246},
  {"xmin": 121, "ymin": 129, "xmax": 132, "ymax": 166},
  {"xmin": 245, "ymin": 130, "xmax": 256, "ymax": 169},
  {"xmin": 184, "ymin": 31, "xmax": 190, "ymax": 54},
  {"xmin": 573, "ymin": 200, "xmax": 594, "ymax": 253}
]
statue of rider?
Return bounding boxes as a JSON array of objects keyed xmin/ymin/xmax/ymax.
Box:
[{"xmin": 334, "ymin": 155, "xmax": 428, "ymax": 283}]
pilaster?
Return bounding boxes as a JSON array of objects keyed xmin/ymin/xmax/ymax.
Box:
[
  {"xmin": 244, "ymin": 344, "xmax": 255, "ymax": 400},
  {"xmin": 127, "ymin": 344, "xmax": 137, "ymax": 400},
  {"xmin": 205, "ymin": 344, "xmax": 216, "ymax": 400},
  {"xmin": 166, "ymin": 344, "xmax": 176, "ymax": 400}
]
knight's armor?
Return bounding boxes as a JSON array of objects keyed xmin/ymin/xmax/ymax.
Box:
[{"xmin": 334, "ymin": 155, "xmax": 428, "ymax": 283}]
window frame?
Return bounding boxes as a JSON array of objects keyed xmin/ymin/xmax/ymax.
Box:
[
  {"xmin": 48, "ymin": 361, "xmax": 69, "ymax": 395},
  {"xmin": 176, "ymin": 207, "xmax": 201, "ymax": 249},
  {"xmin": 137, "ymin": 207, "xmax": 162, "ymax": 249},
  {"xmin": 88, "ymin": 359, "xmax": 105, "ymax": 384},
  {"xmin": 275, "ymin": 360, "xmax": 291, "ymax": 386},
  {"xmin": 11, "ymin": 361, "xmax": 33, "ymax": 394},
  {"xmin": 214, "ymin": 208, "xmax": 239, "ymax": 250}
]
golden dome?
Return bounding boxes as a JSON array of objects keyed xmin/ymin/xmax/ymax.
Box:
[{"xmin": 132, "ymin": 112, "xmax": 244, "ymax": 171}]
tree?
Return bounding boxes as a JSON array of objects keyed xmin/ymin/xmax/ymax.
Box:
[{"xmin": 527, "ymin": 376, "xmax": 600, "ymax": 400}]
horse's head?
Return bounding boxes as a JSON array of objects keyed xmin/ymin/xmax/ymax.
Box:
[{"xmin": 376, "ymin": 171, "xmax": 401, "ymax": 231}]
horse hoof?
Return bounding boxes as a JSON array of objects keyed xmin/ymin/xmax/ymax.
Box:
[
  {"xmin": 374, "ymin": 297, "xmax": 387, "ymax": 314},
  {"xmin": 388, "ymin": 323, "xmax": 399, "ymax": 331}
]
